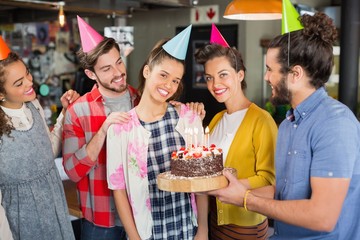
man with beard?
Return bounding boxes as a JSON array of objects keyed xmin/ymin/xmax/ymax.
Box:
[
  {"xmin": 63, "ymin": 17, "xmax": 204, "ymax": 240},
  {"xmin": 208, "ymin": 11, "xmax": 360, "ymax": 240},
  {"xmin": 62, "ymin": 17, "xmax": 139, "ymax": 240}
]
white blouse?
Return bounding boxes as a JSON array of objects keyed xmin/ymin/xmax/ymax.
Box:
[
  {"xmin": 210, "ymin": 108, "xmax": 248, "ymax": 163},
  {"xmin": 1, "ymin": 103, "xmax": 33, "ymax": 130}
]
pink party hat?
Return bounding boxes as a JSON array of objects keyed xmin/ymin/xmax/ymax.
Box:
[
  {"xmin": 77, "ymin": 15, "xmax": 104, "ymax": 53},
  {"xmin": 162, "ymin": 25, "xmax": 192, "ymax": 60},
  {"xmin": 210, "ymin": 23, "xmax": 230, "ymax": 48},
  {"xmin": 0, "ymin": 35, "xmax": 11, "ymax": 60},
  {"xmin": 282, "ymin": 0, "xmax": 304, "ymax": 34}
]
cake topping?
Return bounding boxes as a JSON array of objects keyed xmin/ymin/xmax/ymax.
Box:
[{"xmin": 171, "ymin": 144, "xmax": 222, "ymax": 160}]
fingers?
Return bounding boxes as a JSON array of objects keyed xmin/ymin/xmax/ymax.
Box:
[
  {"xmin": 169, "ymin": 101, "xmax": 206, "ymax": 117},
  {"xmin": 169, "ymin": 100, "xmax": 181, "ymax": 106},
  {"xmin": 186, "ymin": 102, "xmax": 205, "ymax": 115},
  {"xmin": 64, "ymin": 90, "xmax": 80, "ymax": 104},
  {"xmin": 194, "ymin": 192, "xmax": 207, "ymax": 196},
  {"xmin": 223, "ymin": 169, "xmax": 237, "ymax": 181},
  {"xmin": 60, "ymin": 90, "xmax": 80, "ymax": 111},
  {"xmin": 107, "ymin": 112, "xmax": 131, "ymax": 124},
  {"xmin": 206, "ymin": 189, "xmax": 219, "ymax": 196},
  {"xmin": 101, "ymin": 112, "xmax": 131, "ymax": 135},
  {"xmin": 200, "ymin": 109, "xmax": 206, "ymax": 121}
]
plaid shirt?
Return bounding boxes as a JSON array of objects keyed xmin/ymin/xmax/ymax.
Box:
[
  {"xmin": 107, "ymin": 105, "xmax": 203, "ymax": 239},
  {"xmin": 145, "ymin": 106, "xmax": 196, "ymax": 239},
  {"xmin": 62, "ymin": 84, "xmax": 140, "ymax": 227}
]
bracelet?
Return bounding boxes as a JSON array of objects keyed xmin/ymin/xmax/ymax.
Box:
[{"xmin": 244, "ymin": 190, "xmax": 251, "ymax": 211}]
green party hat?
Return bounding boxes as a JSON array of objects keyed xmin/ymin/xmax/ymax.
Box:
[{"xmin": 282, "ymin": 0, "xmax": 304, "ymax": 34}]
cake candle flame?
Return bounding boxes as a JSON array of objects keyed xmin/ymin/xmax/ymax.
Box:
[{"xmin": 205, "ymin": 126, "xmax": 210, "ymax": 148}]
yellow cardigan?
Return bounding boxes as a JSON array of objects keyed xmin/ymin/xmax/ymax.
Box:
[{"xmin": 209, "ymin": 103, "xmax": 278, "ymax": 226}]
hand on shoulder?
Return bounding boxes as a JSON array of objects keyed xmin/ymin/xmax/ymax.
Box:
[
  {"xmin": 169, "ymin": 100, "xmax": 206, "ymax": 120},
  {"xmin": 60, "ymin": 90, "xmax": 80, "ymax": 111}
]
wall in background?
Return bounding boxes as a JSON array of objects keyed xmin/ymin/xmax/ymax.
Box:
[{"xmin": 125, "ymin": 0, "xmax": 333, "ymax": 106}]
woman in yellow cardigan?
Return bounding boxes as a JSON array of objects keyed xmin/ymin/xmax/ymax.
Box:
[{"xmin": 194, "ymin": 27, "xmax": 278, "ymax": 240}]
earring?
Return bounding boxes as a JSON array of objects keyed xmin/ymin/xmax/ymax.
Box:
[{"xmin": 0, "ymin": 98, "xmax": 5, "ymax": 102}]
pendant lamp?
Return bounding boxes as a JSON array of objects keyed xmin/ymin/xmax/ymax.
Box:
[
  {"xmin": 224, "ymin": 0, "xmax": 282, "ymax": 20},
  {"xmin": 58, "ymin": 1, "xmax": 66, "ymax": 27}
]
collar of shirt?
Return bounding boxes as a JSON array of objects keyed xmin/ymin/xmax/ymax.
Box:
[
  {"xmin": 1, "ymin": 103, "xmax": 33, "ymax": 130},
  {"xmin": 286, "ymin": 87, "xmax": 327, "ymax": 124},
  {"xmin": 89, "ymin": 84, "xmax": 103, "ymax": 102}
]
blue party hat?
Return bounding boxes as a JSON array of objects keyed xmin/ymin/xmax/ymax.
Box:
[{"xmin": 162, "ymin": 25, "xmax": 192, "ymax": 60}]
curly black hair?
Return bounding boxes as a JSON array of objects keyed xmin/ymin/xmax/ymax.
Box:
[{"xmin": 0, "ymin": 52, "xmax": 22, "ymax": 138}]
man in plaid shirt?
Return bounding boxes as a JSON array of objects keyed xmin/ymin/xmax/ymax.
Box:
[{"xmin": 63, "ymin": 17, "xmax": 140, "ymax": 240}]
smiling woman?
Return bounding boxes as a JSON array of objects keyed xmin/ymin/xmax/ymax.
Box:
[
  {"xmin": 194, "ymin": 26, "xmax": 277, "ymax": 240},
  {"xmin": 0, "ymin": 36, "xmax": 79, "ymax": 240},
  {"xmin": 106, "ymin": 26, "xmax": 209, "ymax": 240}
]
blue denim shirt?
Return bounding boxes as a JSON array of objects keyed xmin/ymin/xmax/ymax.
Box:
[{"xmin": 271, "ymin": 87, "xmax": 360, "ymax": 239}]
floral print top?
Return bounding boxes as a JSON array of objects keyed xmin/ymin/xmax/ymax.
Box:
[{"xmin": 106, "ymin": 104, "xmax": 203, "ymax": 239}]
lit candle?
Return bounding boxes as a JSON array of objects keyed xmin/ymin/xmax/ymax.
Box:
[
  {"xmin": 184, "ymin": 128, "xmax": 189, "ymax": 148},
  {"xmin": 189, "ymin": 128, "xmax": 193, "ymax": 148},
  {"xmin": 205, "ymin": 126, "xmax": 210, "ymax": 148},
  {"xmin": 200, "ymin": 126, "xmax": 204, "ymax": 146},
  {"xmin": 193, "ymin": 127, "xmax": 198, "ymax": 147}
]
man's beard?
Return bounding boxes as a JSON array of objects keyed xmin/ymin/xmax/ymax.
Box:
[
  {"xmin": 97, "ymin": 73, "xmax": 128, "ymax": 94},
  {"xmin": 270, "ymin": 75, "xmax": 291, "ymax": 106}
]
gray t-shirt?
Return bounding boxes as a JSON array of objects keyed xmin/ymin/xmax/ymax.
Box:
[
  {"xmin": 103, "ymin": 90, "xmax": 132, "ymax": 115},
  {"xmin": 103, "ymin": 90, "xmax": 131, "ymax": 226}
]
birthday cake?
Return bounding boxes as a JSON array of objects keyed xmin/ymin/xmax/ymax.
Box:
[{"xmin": 170, "ymin": 144, "xmax": 223, "ymax": 178}]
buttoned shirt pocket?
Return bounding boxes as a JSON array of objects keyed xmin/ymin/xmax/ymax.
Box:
[{"xmin": 286, "ymin": 149, "xmax": 309, "ymax": 184}]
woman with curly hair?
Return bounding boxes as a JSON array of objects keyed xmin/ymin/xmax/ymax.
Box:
[
  {"xmin": 0, "ymin": 37, "xmax": 79, "ymax": 240},
  {"xmin": 194, "ymin": 26, "xmax": 277, "ymax": 239}
]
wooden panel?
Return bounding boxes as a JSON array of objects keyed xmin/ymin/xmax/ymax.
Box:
[
  {"xmin": 62, "ymin": 180, "xmax": 82, "ymax": 218},
  {"xmin": 157, "ymin": 168, "xmax": 237, "ymax": 193}
]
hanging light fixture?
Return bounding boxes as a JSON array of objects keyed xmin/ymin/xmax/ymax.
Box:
[
  {"xmin": 58, "ymin": 1, "xmax": 66, "ymax": 27},
  {"xmin": 224, "ymin": 0, "xmax": 282, "ymax": 20}
]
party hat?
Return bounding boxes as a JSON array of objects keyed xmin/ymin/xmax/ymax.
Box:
[
  {"xmin": 0, "ymin": 35, "xmax": 11, "ymax": 60},
  {"xmin": 210, "ymin": 23, "xmax": 230, "ymax": 48},
  {"xmin": 282, "ymin": 0, "xmax": 304, "ymax": 34},
  {"xmin": 162, "ymin": 25, "xmax": 192, "ymax": 60},
  {"xmin": 77, "ymin": 15, "xmax": 104, "ymax": 53}
]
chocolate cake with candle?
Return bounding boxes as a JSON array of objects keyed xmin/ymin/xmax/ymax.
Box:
[{"xmin": 170, "ymin": 144, "xmax": 223, "ymax": 177}]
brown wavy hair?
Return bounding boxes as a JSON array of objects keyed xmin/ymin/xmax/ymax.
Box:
[
  {"xmin": 268, "ymin": 12, "xmax": 338, "ymax": 89},
  {"xmin": 0, "ymin": 52, "xmax": 21, "ymax": 138},
  {"xmin": 194, "ymin": 44, "xmax": 247, "ymax": 90},
  {"xmin": 137, "ymin": 39, "xmax": 185, "ymax": 101},
  {"xmin": 77, "ymin": 37, "xmax": 121, "ymax": 72}
]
